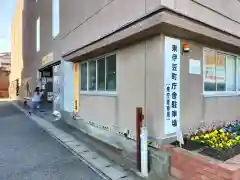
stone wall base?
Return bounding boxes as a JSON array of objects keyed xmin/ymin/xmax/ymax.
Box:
[{"xmin": 160, "ymin": 145, "xmax": 240, "ymax": 180}]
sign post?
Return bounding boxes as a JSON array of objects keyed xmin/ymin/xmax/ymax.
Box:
[
  {"xmin": 140, "ymin": 126, "xmax": 148, "ymax": 177},
  {"xmin": 164, "ymin": 36, "xmax": 182, "ymax": 136},
  {"xmin": 136, "ymin": 107, "xmax": 143, "ymax": 171}
]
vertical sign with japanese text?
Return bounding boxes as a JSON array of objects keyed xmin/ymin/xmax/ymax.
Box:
[{"xmin": 164, "ymin": 36, "xmax": 181, "ymax": 135}]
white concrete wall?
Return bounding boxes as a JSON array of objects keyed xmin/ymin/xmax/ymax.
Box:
[
  {"xmin": 162, "ymin": 0, "xmax": 240, "ymax": 38},
  {"xmin": 117, "ymin": 35, "xmax": 163, "ymax": 138},
  {"xmin": 117, "ymin": 42, "xmax": 145, "ymax": 134},
  {"xmin": 79, "ymin": 95, "xmax": 117, "ymax": 126},
  {"xmin": 62, "ymin": 61, "xmax": 74, "ymax": 112},
  {"xmin": 59, "ymin": 0, "xmax": 147, "ymax": 55},
  {"xmin": 77, "ymin": 35, "xmax": 163, "ymax": 139}
]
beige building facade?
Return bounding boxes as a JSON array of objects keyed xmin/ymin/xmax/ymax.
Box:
[{"xmin": 11, "ymin": 0, "xmax": 240, "ymax": 144}]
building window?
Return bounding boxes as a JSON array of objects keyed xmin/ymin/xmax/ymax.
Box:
[
  {"xmin": 106, "ymin": 55, "xmax": 116, "ymax": 91},
  {"xmin": 80, "ymin": 63, "xmax": 87, "ymax": 91},
  {"xmin": 88, "ymin": 60, "xmax": 97, "ymax": 91},
  {"xmin": 52, "ymin": 0, "xmax": 59, "ymax": 38},
  {"xmin": 80, "ymin": 54, "xmax": 117, "ymax": 93},
  {"xmin": 203, "ymin": 48, "xmax": 239, "ymax": 95},
  {"xmin": 226, "ymin": 55, "xmax": 236, "ymax": 91},
  {"xmin": 36, "ymin": 17, "xmax": 40, "ymax": 52},
  {"xmin": 97, "ymin": 57, "xmax": 105, "ymax": 91}
]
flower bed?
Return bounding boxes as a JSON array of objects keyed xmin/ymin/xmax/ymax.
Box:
[
  {"xmin": 160, "ymin": 145, "xmax": 240, "ymax": 180},
  {"xmin": 172, "ymin": 120, "xmax": 240, "ymax": 161}
]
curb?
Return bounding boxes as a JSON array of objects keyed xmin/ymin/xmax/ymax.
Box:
[{"xmin": 12, "ymin": 102, "xmax": 136, "ymax": 180}]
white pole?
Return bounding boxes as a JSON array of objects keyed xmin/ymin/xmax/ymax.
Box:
[
  {"xmin": 140, "ymin": 0, "xmax": 148, "ymax": 177},
  {"xmin": 141, "ymin": 40, "xmax": 149, "ymax": 176},
  {"xmin": 140, "ymin": 126, "xmax": 148, "ymax": 177}
]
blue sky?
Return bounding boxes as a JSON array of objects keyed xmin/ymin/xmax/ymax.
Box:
[{"xmin": 0, "ymin": 0, "xmax": 17, "ymax": 53}]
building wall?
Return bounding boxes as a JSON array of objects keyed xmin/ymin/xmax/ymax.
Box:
[
  {"xmin": 22, "ymin": 0, "xmax": 52, "ymax": 91},
  {"xmin": 11, "ymin": 0, "xmax": 52, "ymax": 99},
  {"xmin": 74, "ymin": 33, "xmax": 240, "ymax": 138},
  {"xmin": 22, "ymin": 0, "xmax": 38, "ymax": 79},
  {"xmin": 180, "ymin": 39, "xmax": 240, "ymax": 132},
  {"xmin": 37, "ymin": 0, "xmax": 53, "ymax": 63},
  {"xmin": 155, "ymin": 0, "xmax": 240, "ymax": 38},
  {"xmin": 0, "ymin": 53, "xmax": 11, "ymax": 71},
  {"xmin": 59, "ymin": 0, "xmax": 146, "ymax": 54},
  {"xmin": 15, "ymin": 0, "xmax": 240, "ymax": 84},
  {"xmin": 117, "ymin": 35, "xmax": 164, "ymax": 138},
  {"xmin": 59, "ymin": 0, "xmax": 240, "ymax": 56},
  {"xmin": 0, "ymin": 70, "xmax": 10, "ymax": 98},
  {"xmin": 65, "ymin": 35, "xmax": 163, "ymax": 139},
  {"xmin": 0, "ymin": 53, "xmax": 11, "ymax": 98},
  {"xmin": 56, "ymin": 0, "xmax": 240, "ymax": 138},
  {"xmin": 11, "ymin": 0, "xmax": 240, "ymax": 140},
  {"xmin": 10, "ymin": 0, "xmax": 24, "ymax": 99},
  {"xmin": 17, "ymin": 0, "xmax": 240, "ymax": 96}
]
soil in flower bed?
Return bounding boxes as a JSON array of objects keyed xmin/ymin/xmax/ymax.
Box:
[
  {"xmin": 170, "ymin": 122, "xmax": 240, "ymax": 161},
  {"xmin": 171, "ymin": 138, "xmax": 203, "ymax": 151},
  {"xmin": 171, "ymin": 139, "xmax": 240, "ymax": 161},
  {"xmin": 199, "ymin": 144, "xmax": 240, "ymax": 161}
]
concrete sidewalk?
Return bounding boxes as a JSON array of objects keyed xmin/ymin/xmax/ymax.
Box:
[
  {"xmin": 0, "ymin": 101, "xmax": 105, "ymax": 180},
  {"xmin": 13, "ymin": 100, "xmax": 175, "ymax": 180},
  {"xmin": 13, "ymin": 101, "xmax": 143, "ymax": 180}
]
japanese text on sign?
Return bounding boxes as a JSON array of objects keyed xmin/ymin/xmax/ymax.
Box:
[{"xmin": 164, "ymin": 37, "xmax": 181, "ymax": 135}]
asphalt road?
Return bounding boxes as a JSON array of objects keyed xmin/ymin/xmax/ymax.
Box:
[{"xmin": 0, "ymin": 101, "xmax": 104, "ymax": 180}]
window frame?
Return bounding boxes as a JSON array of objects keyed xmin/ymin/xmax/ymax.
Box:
[
  {"xmin": 105, "ymin": 54, "xmax": 117, "ymax": 91},
  {"xmin": 80, "ymin": 61, "xmax": 88, "ymax": 91},
  {"xmin": 88, "ymin": 59, "xmax": 97, "ymax": 91},
  {"xmin": 203, "ymin": 47, "xmax": 240, "ymax": 97},
  {"xmin": 80, "ymin": 53, "xmax": 117, "ymax": 97},
  {"xmin": 96, "ymin": 56, "xmax": 106, "ymax": 91},
  {"xmin": 36, "ymin": 17, "xmax": 40, "ymax": 52},
  {"xmin": 52, "ymin": 0, "xmax": 60, "ymax": 39}
]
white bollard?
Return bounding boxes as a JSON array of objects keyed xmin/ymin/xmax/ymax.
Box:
[{"xmin": 140, "ymin": 126, "xmax": 148, "ymax": 177}]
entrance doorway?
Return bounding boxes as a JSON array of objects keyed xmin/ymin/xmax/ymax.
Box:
[
  {"xmin": 39, "ymin": 62, "xmax": 61, "ymax": 112},
  {"xmin": 39, "ymin": 67, "xmax": 53, "ymax": 111}
]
